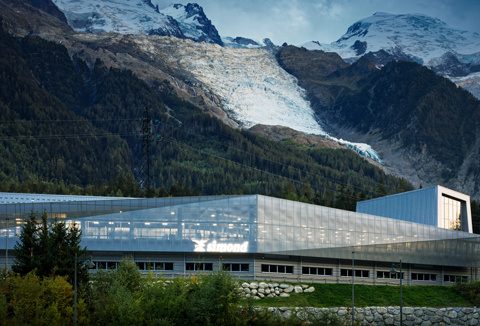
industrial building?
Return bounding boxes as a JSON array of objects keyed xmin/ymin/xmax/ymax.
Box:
[{"xmin": 0, "ymin": 187, "xmax": 479, "ymax": 285}]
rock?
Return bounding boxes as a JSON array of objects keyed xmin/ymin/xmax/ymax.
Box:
[
  {"xmin": 304, "ymin": 287, "xmax": 315, "ymax": 293},
  {"xmin": 244, "ymin": 288, "xmax": 251, "ymax": 294},
  {"xmin": 404, "ymin": 307, "xmax": 415, "ymax": 314},
  {"xmin": 301, "ymin": 284, "xmax": 309, "ymax": 289},
  {"xmin": 258, "ymin": 293, "xmax": 265, "ymax": 299},
  {"xmin": 279, "ymin": 293, "xmax": 290, "ymax": 297},
  {"xmin": 378, "ymin": 307, "xmax": 388, "ymax": 314},
  {"xmin": 284, "ymin": 286, "xmax": 294, "ymax": 293},
  {"xmin": 250, "ymin": 282, "xmax": 258, "ymax": 289},
  {"xmin": 446, "ymin": 311, "xmax": 457, "ymax": 318},
  {"xmin": 294, "ymin": 286, "xmax": 303, "ymax": 293},
  {"xmin": 258, "ymin": 282, "xmax": 268, "ymax": 289},
  {"xmin": 241, "ymin": 282, "xmax": 250, "ymax": 288},
  {"xmin": 415, "ymin": 309, "xmax": 424, "ymax": 317},
  {"xmin": 279, "ymin": 283, "xmax": 289, "ymax": 289},
  {"xmin": 251, "ymin": 289, "xmax": 257, "ymax": 295},
  {"xmin": 431, "ymin": 316, "xmax": 443, "ymax": 323}
]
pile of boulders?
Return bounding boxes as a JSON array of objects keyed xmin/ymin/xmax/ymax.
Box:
[{"xmin": 238, "ymin": 281, "xmax": 315, "ymax": 299}]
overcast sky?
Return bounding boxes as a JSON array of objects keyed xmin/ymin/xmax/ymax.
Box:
[{"xmin": 155, "ymin": 0, "xmax": 480, "ymax": 45}]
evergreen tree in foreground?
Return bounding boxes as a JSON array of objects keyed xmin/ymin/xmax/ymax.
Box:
[{"xmin": 12, "ymin": 210, "xmax": 88, "ymax": 286}]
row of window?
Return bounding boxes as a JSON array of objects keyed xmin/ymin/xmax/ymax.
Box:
[
  {"xmin": 377, "ymin": 271, "xmax": 404, "ymax": 279},
  {"xmin": 444, "ymin": 275, "xmax": 468, "ymax": 283},
  {"xmin": 302, "ymin": 267, "xmax": 333, "ymax": 276},
  {"xmin": 93, "ymin": 261, "xmax": 250, "ymax": 272},
  {"xmin": 340, "ymin": 269, "xmax": 370, "ymax": 278},
  {"xmin": 412, "ymin": 273, "xmax": 437, "ymax": 281},
  {"xmin": 261, "ymin": 264, "xmax": 294, "ymax": 274},
  {"xmin": 92, "ymin": 262, "xmax": 467, "ymax": 283}
]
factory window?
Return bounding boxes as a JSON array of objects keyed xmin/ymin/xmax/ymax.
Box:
[
  {"xmin": 222, "ymin": 263, "xmax": 250, "ymax": 272},
  {"xmin": 261, "ymin": 264, "xmax": 294, "ymax": 274},
  {"xmin": 302, "ymin": 267, "xmax": 333, "ymax": 276},
  {"xmin": 135, "ymin": 262, "xmax": 173, "ymax": 271},
  {"xmin": 412, "ymin": 273, "xmax": 437, "ymax": 281},
  {"xmin": 341, "ymin": 269, "xmax": 369, "ymax": 278},
  {"xmin": 444, "ymin": 275, "xmax": 468, "ymax": 283},
  {"xmin": 186, "ymin": 262, "xmax": 213, "ymax": 271},
  {"xmin": 377, "ymin": 271, "xmax": 404, "ymax": 279}
]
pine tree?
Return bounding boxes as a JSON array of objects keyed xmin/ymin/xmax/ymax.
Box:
[
  {"xmin": 12, "ymin": 211, "xmax": 88, "ymax": 286},
  {"xmin": 12, "ymin": 211, "xmax": 39, "ymax": 275}
]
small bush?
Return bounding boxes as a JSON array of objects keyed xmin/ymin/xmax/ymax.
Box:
[{"xmin": 453, "ymin": 281, "xmax": 480, "ymax": 306}]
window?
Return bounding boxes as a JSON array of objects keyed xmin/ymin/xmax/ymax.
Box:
[
  {"xmin": 444, "ymin": 275, "xmax": 468, "ymax": 283},
  {"xmin": 223, "ymin": 263, "xmax": 249, "ymax": 272},
  {"xmin": 154, "ymin": 262, "xmax": 174, "ymax": 271},
  {"xmin": 186, "ymin": 263, "xmax": 213, "ymax": 271},
  {"xmin": 341, "ymin": 269, "xmax": 369, "ymax": 278},
  {"xmin": 442, "ymin": 195, "xmax": 463, "ymax": 230},
  {"xmin": 302, "ymin": 267, "xmax": 333, "ymax": 276},
  {"xmin": 136, "ymin": 262, "xmax": 174, "ymax": 271},
  {"xmin": 261, "ymin": 264, "xmax": 294, "ymax": 274},
  {"xmin": 377, "ymin": 271, "xmax": 404, "ymax": 279},
  {"xmin": 412, "ymin": 273, "xmax": 437, "ymax": 281}
]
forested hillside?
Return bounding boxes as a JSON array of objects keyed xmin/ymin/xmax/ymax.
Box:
[
  {"xmin": 277, "ymin": 45, "xmax": 480, "ymax": 195},
  {"xmin": 0, "ymin": 23, "xmax": 413, "ymax": 210}
]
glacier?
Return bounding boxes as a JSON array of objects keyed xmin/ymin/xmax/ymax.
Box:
[{"xmin": 162, "ymin": 40, "xmax": 382, "ymax": 163}]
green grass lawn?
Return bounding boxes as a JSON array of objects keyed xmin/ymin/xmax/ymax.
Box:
[{"xmin": 247, "ymin": 283, "xmax": 471, "ymax": 308}]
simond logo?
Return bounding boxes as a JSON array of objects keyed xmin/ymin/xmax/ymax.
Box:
[
  {"xmin": 193, "ymin": 239, "xmax": 208, "ymax": 252},
  {"xmin": 192, "ymin": 240, "xmax": 249, "ymax": 253}
]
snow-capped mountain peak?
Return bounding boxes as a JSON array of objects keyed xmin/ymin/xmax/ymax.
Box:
[
  {"xmin": 51, "ymin": 0, "xmax": 223, "ymax": 44},
  {"xmin": 159, "ymin": 3, "xmax": 223, "ymax": 45},
  {"xmin": 305, "ymin": 12, "xmax": 480, "ymax": 65},
  {"xmin": 51, "ymin": 0, "xmax": 184, "ymax": 37}
]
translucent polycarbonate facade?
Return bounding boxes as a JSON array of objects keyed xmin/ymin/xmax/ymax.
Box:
[
  {"xmin": 1, "ymin": 193, "xmax": 479, "ymax": 268},
  {"xmin": 356, "ymin": 185, "xmax": 472, "ymax": 233}
]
